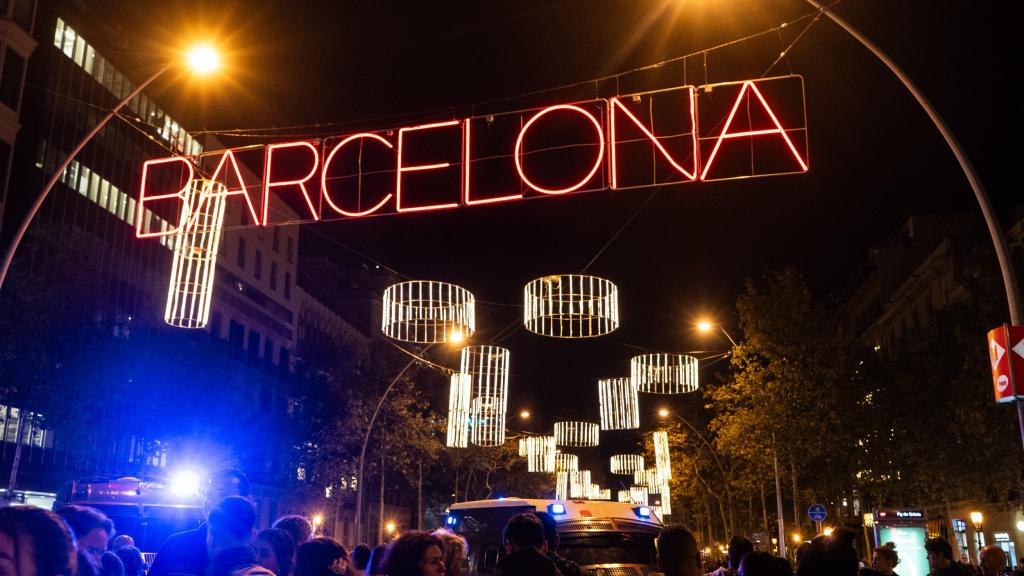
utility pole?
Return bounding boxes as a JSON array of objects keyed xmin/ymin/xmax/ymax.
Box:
[{"xmin": 772, "ymin": 436, "xmax": 786, "ymax": 559}]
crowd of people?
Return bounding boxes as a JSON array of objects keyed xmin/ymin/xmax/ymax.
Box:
[{"xmin": 1, "ymin": 467, "xmax": 1021, "ymax": 576}]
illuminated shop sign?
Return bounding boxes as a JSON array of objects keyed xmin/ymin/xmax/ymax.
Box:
[{"xmin": 137, "ymin": 75, "xmax": 808, "ymax": 238}]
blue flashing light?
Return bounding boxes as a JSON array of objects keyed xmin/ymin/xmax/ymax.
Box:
[
  {"xmin": 548, "ymin": 503, "xmax": 567, "ymax": 515},
  {"xmin": 636, "ymin": 506, "xmax": 651, "ymax": 518},
  {"xmin": 445, "ymin": 515, "xmax": 457, "ymax": 526}
]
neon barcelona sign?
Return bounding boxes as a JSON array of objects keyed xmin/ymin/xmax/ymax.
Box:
[{"xmin": 136, "ymin": 75, "xmax": 808, "ymax": 238}]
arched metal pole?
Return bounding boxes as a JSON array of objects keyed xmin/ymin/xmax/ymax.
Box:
[
  {"xmin": 806, "ymin": 0, "xmax": 1024, "ymax": 453},
  {"xmin": 0, "ymin": 65, "xmax": 172, "ymax": 291}
]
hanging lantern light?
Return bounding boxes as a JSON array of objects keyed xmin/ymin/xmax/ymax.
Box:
[
  {"xmin": 629, "ymin": 486, "xmax": 649, "ymax": 505},
  {"xmin": 635, "ymin": 468, "xmax": 665, "ymax": 492},
  {"xmin": 630, "ymin": 353, "xmax": 699, "ymax": 394},
  {"xmin": 554, "ymin": 421, "xmax": 599, "ymax": 447},
  {"xmin": 555, "ymin": 453, "xmax": 579, "ymax": 472},
  {"xmin": 654, "ymin": 430, "xmax": 672, "ymax": 480},
  {"xmin": 618, "ymin": 490, "xmax": 631, "ymax": 503},
  {"xmin": 382, "ymin": 280, "xmax": 475, "ymax": 343},
  {"xmin": 598, "ymin": 377, "xmax": 639, "ymax": 430},
  {"xmin": 659, "ymin": 483, "xmax": 672, "ymax": 515},
  {"xmin": 446, "ymin": 373, "xmax": 472, "ymax": 448},
  {"xmin": 556, "ymin": 471, "xmax": 569, "ymax": 500},
  {"xmin": 470, "ymin": 396, "xmax": 505, "ymax": 447},
  {"xmin": 523, "ymin": 274, "xmax": 619, "ymax": 338},
  {"xmin": 569, "ymin": 470, "xmax": 592, "ymax": 498},
  {"xmin": 165, "ymin": 179, "xmax": 228, "ymax": 329},
  {"xmin": 610, "ymin": 454, "xmax": 645, "ymax": 475},
  {"xmin": 526, "ymin": 436, "xmax": 557, "ymax": 473}
]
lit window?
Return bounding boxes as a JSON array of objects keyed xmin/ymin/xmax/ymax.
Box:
[
  {"xmin": 53, "ymin": 18, "xmax": 65, "ymax": 49},
  {"xmin": 62, "ymin": 27, "xmax": 75, "ymax": 57}
]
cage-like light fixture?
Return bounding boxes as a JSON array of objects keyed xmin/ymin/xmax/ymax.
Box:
[
  {"xmin": 629, "ymin": 486, "xmax": 649, "ymax": 505},
  {"xmin": 598, "ymin": 377, "xmax": 640, "ymax": 430},
  {"xmin": 618, "ymin": 490, "xmax": 631, "ymax": 503},
  {"xmin": 470, "ymin": 396, "xmax": 506, "ymax": 447},
  {"xmin": 461, "ymin": 346, "xmax": 510, "ymax": 409},
  {"xmin": 658, "ymin": 483, "xmax": 672, "ymax": 515},
  {"xmin": 555, "ymin": 453, "xmax": 579, "ymax": 472},
  {"xmin": 568, "ymin": 470, "xmax": 592, "ymax": 498},
  {"xmin": 523, "ymin": 274, "xmax": 619, "ymax": 338},
  {"xmin": 635, "ymin": 468, "xmax": 664, "ymax": 493},
  {"xmin": 556, "ymin": 471, "xmax": 569, "ymax": 500},
  {"xmin": 518, "ymin": 438, "xmax": 529, "ymax": 457},
  {"xmin": 446, "ymin": 373, "xmax": 472, "ymax": 448},
  {"xmin": 652, "ymin": 505, "xmax": 664, "ymax": 518},
  {"xmin": 526, "ymin": 436, "xmax": 557, "ymax": 473},
  {"xmin": 654, "ymin": 430, "xmax": 672, "ymax": 480},
  {"xmin": 382, "ymin": 280, "xmax": 475, "ymax": 343},
  {"xmin": 610, "ymin": 454, "xmax": 645, "ymax": 475},
  {"xmin": 554, "ymin": 421, "xmax": 600, "ymax": 447},
  {"xmin": 592, "ymin": 487, "xmax": 612, "ymax": 500},
  {"xmin": 630, "ymin": 353, "xmax": 699, "ymax": 394},
  {"xmin": 165, "ymin": 179, "xmax": 227, "ymax": 329}
]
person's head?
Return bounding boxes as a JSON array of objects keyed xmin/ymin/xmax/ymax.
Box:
[
  {"xmin": 981, "ymin": 545, "xmax": 1008, "ymax": 576},
  {"xmin": 824, "ymin": 527, "xmax": 859, "ymax": 576},
  {"xmin": 737, "ymin": 551, "xmax": 792, "ymax": 576},
  {"xmin": 206, "ymin": 496, "xmax": 257, "ymax": 559},
  {"xmin": 110, "ymin": 536, "xmax": 134, "ymax": 552},
  {"xmin": 295, "ymin": 537, "xmax": 350, "ymax": 576},
  {"xmin": 255, "ymin": 529, "xmax": 295, "ymax": 576},
  {"xmin": 656, "ymin": 526, "xmax": 701, "ymax": 576},
  {"xmin": 205, "ymin": 469, "xmax": 251, "ymax": 517},
  {"xmin": 99, "ymin": 551, "xmax": 125, "ymax": 576},
  {"xmin": 872, "ymin": 543, "xmax": 899, "ymax": 574},
  {"xmin": 924, "ymin": 537, "xmax": 953, "ymax": 571},
  {"xmin": 56, "ymin": 505, "xmax": 114, "ymax": 566},
  {"xmin": 366, "ymin": 545, "xmax": 387, "ymax": 576},
  {"xmin": 351, "ymin": 544, "xmax": 372, "ymax": 572},
  {"xmin": 113, "ymin": 546, "xmax": 144, "ymax": 576},
  {"xmin": 502, "ymin": 513, "xmax": 545, "ymax": 554},
  {"xmin": 728, "ymin": 536, "xmax": 755, "ymax": 570},
  {"xmin": 431, "ymin": 529, "xmax": 467, "ymax": 576},
  {"xmin": 794, "ymin": 541, "xmax": 810, "ymax": 569},
  {"xmin": 383, "ymin": 531, "xmax": 445, "ymax": 576},
  {"xmin": 533, "ymin": 512, "xmax": 560, "ymax": 553},
  {"xmin": 273, "ymin": 516, "xmax": 314, "ymax": 548},
  {"xmin": 0, "ymin": 506, "xmax": 77, "ymax": 576}
]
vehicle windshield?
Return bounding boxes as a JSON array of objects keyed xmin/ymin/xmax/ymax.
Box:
[{"xmin": 559, "ymin": 532, "xmax": 657, "ymax": 566}]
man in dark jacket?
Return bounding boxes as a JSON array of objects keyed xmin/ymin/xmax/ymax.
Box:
[
  {"xmin": 925, "ymin": 538, "xmax": 973, "ymax": 576},
  {"xmin": 148, "ymin": 469, "xmax": 251, "ymax": 576},
  {"xmin": 535, "ymin": 512, "xmax": 586, "ymax": 576},
  {"xmin": 495, "ymin": 513, "xmax": 561, "ymax": 576}
]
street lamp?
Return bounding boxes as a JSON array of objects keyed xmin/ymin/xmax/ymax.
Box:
[
  {"xmin": 520, "ymin": 410, "xmax": 531, "ymax": 419},
  {"xmin": 0, "ymin": 43, "xmax": 222, "ymax": 292},
  {"xmin": 822, "ymin": 527, "xmax": 834, "ymax": 537},
  {"xmin": 970, "ymin": 511, "xmax": 984, "ymax": 562},
  {"xmin": 695, "ymin": 320, "xmax": 738, "ymax": 347},
  {"xmin": 792, "ymin": 533, "xmax": 802, "ymax": 544},
  {"xmin": 311, "ymin": 514, "xmax": 324, "ymax": 535},
  {"xmin": 385, "ymin": 521, "xmax": 397, "ymax": 536}
]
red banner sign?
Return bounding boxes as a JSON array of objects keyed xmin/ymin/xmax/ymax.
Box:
[
  {"xmin": 987, "ymin": 325, "xmax": 1024, "ymax": 403},
  {"xmin": 136, "ymin": 75, "xmax": 808, "ymax": 238}
]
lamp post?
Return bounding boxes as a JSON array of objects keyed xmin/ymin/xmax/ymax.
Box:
[
  {"xmin": 970, "ymin": 511, "xmax": 984, "ymax": 563},
  {"xmin": 0, "ymin": 45, "xmax": 221, "ymax": 292}
]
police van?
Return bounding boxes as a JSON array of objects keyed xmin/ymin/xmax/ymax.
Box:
[
  {"xmin": 446, "ymin": 498, "xmax": 664, "ymax": 576},
  {"xmin": 55, "ymin": 475, "xmax": 204, "ymax": 555}
]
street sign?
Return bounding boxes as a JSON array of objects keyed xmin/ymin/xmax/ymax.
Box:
[
  {"xmin": 808, "ymin": 504, "xmax": 827, "ymax": 523},
  {"xmin": 987, "ymin": 325, "xmax": 1024, "ymax": 403}
]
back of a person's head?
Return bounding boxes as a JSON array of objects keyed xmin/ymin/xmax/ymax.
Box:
[
  {"xmin": 924, "ymin": 537, "xmax": 953, "ymax": 561},
  {"xmin": 502, "ymin": 513, "xmax": 545, "ymax": 549},
  {"xmin": 384, "ymin": 531, "xmax": 443, "ymax": 576},
  {"xmin": 110, "ymin": 535, "xmax": 135, "ymax": 551},
  {"xmin": 739, "ymin": 551, "xmax": 792, "ymax": 576},
  {"xmin": 56, "ymin": 505, "xmax": 115, "ymax": 541},
  {"xmin": 431, "ymin": 528, "xmax": 468, "ymax": 576},
  {"xmin": 113, "ymin": 546, "xmax": 145, "ymax": 576},
  {"xmin": 824, "ymin": 527, "xmax": 858, "ymax": 576},
  {"xmin": 728, "ymin": 536, "xmax": 755, "ymax": 569},
  {"xmin": 256, "ymin": 528, "xmax": 296, "ymax": 576},
  {"xmin": 100, "ymin": 551, "xmax": 125, "ymax": 576},
  {"xmin": 874, "ymin": 542, "xmax": 899, "ymax": 567},
  {"xmin": 273, "ymin": 515, "xmax": 314, "ymax": 547},
  {"xmin": 0, "ymin": 506, "xmax": 78, "ymax": 576},
  {"xmin": 351, "ymin": 544, "xmax": 372, "ymax": 570},
  {"xmin": 208, "ymin": 496, "xmax": 257, "ymax": 542},
  {"xmin": 295, "ymin": 537, "xmax": 348, "ymax": 576},
  {"xmin": 795, "ymin": 538, "xmax": 828, "ymax": 576},
  {"xmin": 656, "ymin": 526, "xmax": 698, "ymax": 575},
  {"xmin": 210, "ymin": 468, "xmax": 252, "ymax": 497},
  {"xmin": 533, "ymin": 512, "xmax": 559, "ymax": 550},
  {"xmin": 367, "ymin": 544, "xmax": 388, "ymax": 575}
]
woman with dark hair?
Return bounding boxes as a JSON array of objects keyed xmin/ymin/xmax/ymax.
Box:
[
  {"xmin": 366, "ymin": 545, "xmax": 387, "ymax": 576},
  {"xmin": 872, "ymin": 542, "xmax": 899, "ymax": 576},
  {"xmin": 0, "ymin": 505, "xmax": 78, "ymax": 576},
  {"xmin": 383, "ymin": 531, "xmax": 445, "ymax": 576},
  {"xmin": 294, "ymin": 537, "xmax": 354, "ymax": 576},
  {"xmin": 431, "ymin": 529, "xmax": 467, "ymax": 576},
  {"xmin": 255, "ymin": 529, "xmax": 296, "ymax": 576}
]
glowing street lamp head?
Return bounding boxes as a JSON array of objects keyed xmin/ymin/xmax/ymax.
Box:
[
  {"xmin": 658, "ymin": 408, "xmax": 670, "ymax": 418},
  {"xmin": 792, "ymin": 533, "xmax": 802, "ymax": 543},
  {"xmin": 385, "ymin": 521, "xmax": 397, "ymax": 534},
  {"xmin": 312, "ymin": 514, "xmax": 324, "ymax": 526},
  {"xmin": 449, "ymin": 329, "xmax": 465, "ymax": 344},
  {"xmin": 697, "ymin": 320, "xmax": 713, "ymax": 333},
  {"xmin": 186, "ymin": 44, "xmax": 220, "ymax": 75},
  {"xmin": 970, "ymin": 511, "xmax": 983, "ymax": 528},
  {"xmin": 822, "ymin": 527, "xmax": 834, "ymax": 537},
  {"xmin": 520, "ymin": 410, "xmax": 531, "ymax": 419}
]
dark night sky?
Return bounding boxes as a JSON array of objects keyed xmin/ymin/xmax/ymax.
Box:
[{"xmin": 89, "ymin": 0, "xmax": 1019, "ymax": 481}]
